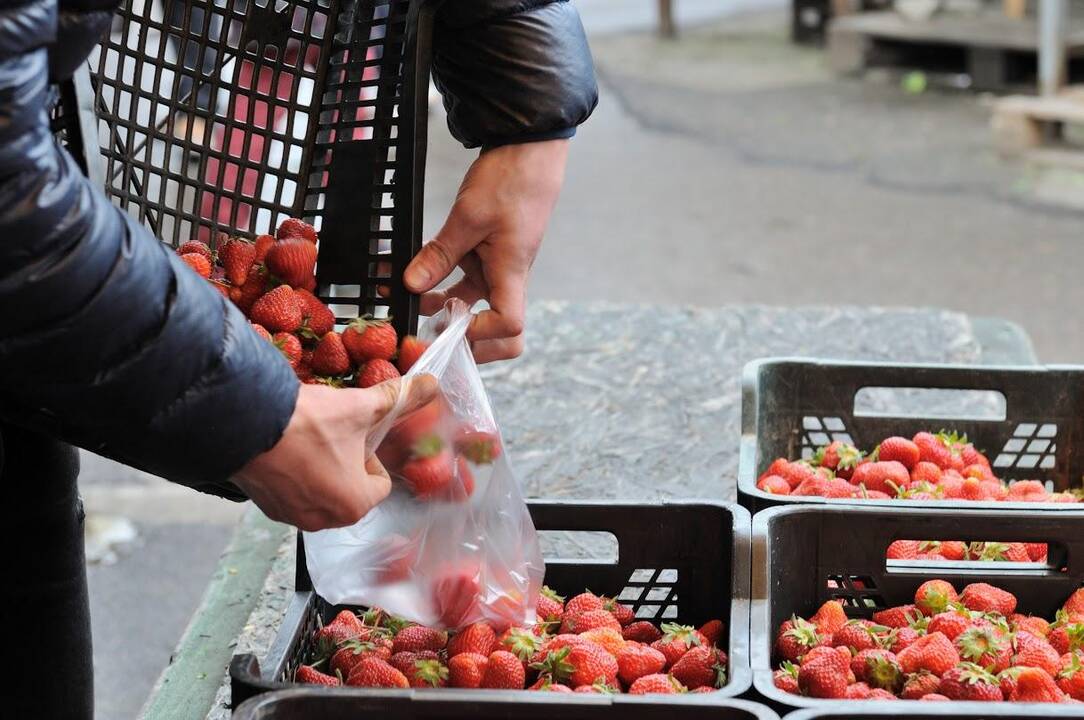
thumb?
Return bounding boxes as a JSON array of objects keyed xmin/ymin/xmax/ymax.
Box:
[
  {"xmin": 366, "ymin": 373, "xmax": 440, "ymax": 423},
  {"xmin": 404, "ymin": 205, "xmax": 479, "ymax": 293}
]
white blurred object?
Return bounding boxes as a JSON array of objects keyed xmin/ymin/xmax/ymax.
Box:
[
  {"xmin": 84, "ymin": 513, "xmax": 139, "ymax": 565},
  {"xmin": 895, "ymin": 0, "xmax": 943, "ymax": 22}
]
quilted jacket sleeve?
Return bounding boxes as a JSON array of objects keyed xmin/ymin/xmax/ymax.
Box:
[
  {"xmin": 432, "ymin": 0, "xmax": 598, "ymax": 149},
  {"xmin": 0, "ymin": 0, "xmax": 299, "ymax": 499}
]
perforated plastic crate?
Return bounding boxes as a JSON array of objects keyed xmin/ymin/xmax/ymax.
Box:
[
  {"xmin": 230, "ymin": 500, "xmax": 752, "ymax": 706},
  {"xmin": 738, "ymin": 358, "xmax": 1084, "ymax": 514},
  {"xmin": 56, "ymin": 0, "xmax": 432, "ymax": 336},
  {"xmin": 750, "ymin": 504, "xmax": 1084, "ymax": 713},
  {"xmin": 232, "ymin": 688, "xmax": 781, "ymax": 720}
]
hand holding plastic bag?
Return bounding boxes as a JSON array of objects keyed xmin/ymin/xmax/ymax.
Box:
[{"xmin": 303, "ymin": 300, "xmax": 544, "ymax": 629}]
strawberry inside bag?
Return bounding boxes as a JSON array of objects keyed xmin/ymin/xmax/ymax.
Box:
[{"xmin": 302, "ymin": 300, "xmax": 544, "ymax": 629}]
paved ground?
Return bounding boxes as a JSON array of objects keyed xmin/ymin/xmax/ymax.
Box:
[{"xmin": 85, "ymin": 5, "xmax": 1084, "ymax": 718}]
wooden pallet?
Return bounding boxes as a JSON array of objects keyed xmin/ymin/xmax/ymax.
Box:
[
  {"xmin": 828, "ymin": 9, "xmax": 1084, "ymax": 91},
  {"xmin": 992, "ymin": 89, "xmax": 1084, "ymax": 164}
]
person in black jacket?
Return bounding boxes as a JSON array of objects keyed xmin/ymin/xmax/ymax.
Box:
[{"xmin": 0, "ymin": 0, "xmax": 596, "ymax": 716}]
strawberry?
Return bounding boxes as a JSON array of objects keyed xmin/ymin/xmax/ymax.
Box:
[
  {"xmin": 310, "ymin": 331, "xmax": 351, "ymax": 376},
  {"xmin": 698, "ymin": 619, "xmax": 725, "ymax": 648},
  {"xmin": 811, "ymin": 600, "xmax": 848, "ymax": 636},
  {"xmin": 401, "ymin": 437, "xmax": 454, "ymax": 499},
  {"xmin": 760, "ymin": 457, "xmax": 791, "ymax": 480},
  {"xmin": 481, "ymin": 650, "xmax": 526, "ymax": 689},
  {"xmin": 219, "ymin": 237, "xmax": 256, "ymax": 286},
  {"xmin": 872, "ymin": 604, "xmax": 920, "ymax": 629},
  {"xmin": 330, "ymin": 638, "xmax": 393, "ymax": 677},
  {"xmin": 343, "ymin": 317, "xmax": 397, "ymax": 364},
  {"xmin": 564, "ymin": 609, "xmax": 622, "ymax": 635},
  {"xmin": 652, "ymin": 623, "xmax": 706, "ymax": 667},
  {"xmin": 776, "ymin": 617, "xmax": 821, "ymax": 663},
  {"xmin": 897, "ymin": 632, "xmax": 960, "ymax": 677},
  {"xmin": 447, "ymin": 652, "xmax": 488, "ymax": 689},
  {"xmin": 1013, "ymin": 614, "xmax": 1051, "ymax": 638},
  {"xmin": 578, "ymin": 627, "xmax": 625, "ymax": 658},
  {"xmin": 798, "ymin": 645, "xmax": 851, "ymax": 698},
  {"xmin": 877, "ymin": 436, "xmax": 920, "ymax": 469},
  {"xmin": 911, "ymin": 461, "xmax": 942, "ymax": 485},
  {"xmin": 901, "ymin": 670, "xmax": 941, "ymax": 699},
  {"xmin": 756, "ymin": 475, "xmax": 791, "ymax": 495},
  {"xmin": 537, "ymin": 587, "xmax": 565, "ymax": 629},
  {"xmin": 914, "ymin": 432, "xmax": 961, "ymax": 470},
  {"xmin": 937, "ymin": 540, "xmax": 967, "ymax": 561},
  {"xmin": 833, "ymin": 620, "xmax": 883, "ymax": 653},
  {"xmin": 230, "ymin": 264, "xmax": 267, "ymax": 313},
  {"xmin": 977, "ymin": 542, "xmax": 1030, "ymax": 562},
  {"xmin": 844, "ymin": 682, "xmax": 871, "ymax": 699},
  {"xmin": 851, "ymin": 461, "xmax": 910, "ymax": 494},
  {"xmin": 628, "ymin": 673, "xmax": 686, "ymax": 694},
  {"xmin": 294, "ymin": 289, "xmax": 335, "ymax": 338},
  {"xmin": 773, "ymin": 661, "xmax": 800, "ymax": 694},
  {"xmin": 448, "ymin": 622, "xmax": 497, "ymax": 658},
  {"xmin": 617, "ymin": 642, "xmax": 667, "ymax": 685},
  {"xmin": 249, "ymin": 322, "xmax": 273, "ymax": 342},
  {"xmin": 273, "ymin": 332, "xmax": 302, "ymax": 368},
  {"xmin": 1026, "ymin": 543, "xmax": 1050, "ymax": 562},
  {"xmin": 392, "ymin": 625, "xmax": 447, "ymax": 654},
  {"xmin": 181, "ymin": 252, "xmax": 212, "ymax": 278},
  {"xmin": 1008, "ymin": 479, "xmax": 1047, "ymax": 499},
  {"xmin": 498, "ymin": 626, "xmax": 544, "ymax": 663},
  {"xmin": 432, "ymin": 567, "xmax": 480, "ymax": 628},
  {"xmin": 295, "ymin": 664, "xmax": 339, "ymax": 686},
  {"xmin": 887, "ymin": 626, "xmax": 921, "ymax": 654},
  {"xmin": 455, "ymin": 429, "xmax": 502, "ymax": 466},
  {"xmin": 562, "ymin": 641, "xmax": 620, "ymax": 687},
  {"xmin": 927, "ymin": 610, "xmax": 971, "ymax": 641},
  {"xmin": 573, "ymin": 680, "xmax": 619, "ymax": 694},
  {"xmin": 915, "ymin": 579, "xmax": 958, "ymax": 616},
  {"xmin": 961, "ymin": 444, "xmax": 990, "ymax": 468},
  {"xmin": 346, "ymin": 657, "xmax": 409, "ymax": 688},
  {"xmin": 529, "ymin": 678, "xmax": 573, "ymax": 692},
  {"xmin": 250, "ymin": 285, "xmax": 302, "ymax": 333},
  {"xmin": 779, "ymin": 461, "xmax": 819, "ymax": 490},
  {"xmin": 936, "ymin": 663, "xmax": 1003, "ymax": 701},
  {"xmin": 1010, "ymin": 666, "xmax": 1065, "ymax": 702},
  {"xmin": 850, "ymin": 649, "xmax": 902, "ymax": 692},
  {"xmin": 957, "ymin": 626, "xmax": 1012, "ymax": 673},
  {"xmin": 623, "ymin": 621, "xmax": 663, "ymax": 644},
  {"xmin": 1013, "ymin": 630, "xmax": 1062, "ymax": 677},
  {"xmin": 405, "ymin": 658, "xmax": 448, "ymax": 688},
  {"xmin": 356, "ymin": 358, "xmax": 400, "ymax": 388},
  {"xmin": 960, "ymin": 582, "xmax": 1017, "ymax": 616},
  {"xmin": 253, "ymin": 233, "xmax": 276, "ymax": 262},
  {"xmin": 1058, "ymin": 651, "xmax": 1084, "ymax": 700},
  {"xmin": 564, "ymin": 592, "xmax": 604, "ymax": 618},
  {"xmin": 397, "ymin": 335, "xmax": 429, "ymax": 374},
  {"xmin": 312, "ymin": 610, "xmax": 366, "ymax": 656},
  {"xmin": 814, "ymin": 441, "xmax": 864, "ymax": 477},
  {"xmin": 266, "ymin": 237, "xmax": 317, "ymax": 289},
  {"xmin": 886, "ymin": 540, "xmax": 920, "ymax": 560},
  {"xmin": 671, "ymin": 645, "xmax": 727, "ymax": 690},
  {"xmin": 388, "ymin": 649, "xmax": 438, "ymax": 676},
  {"xmin": 178, "ymin": 239, "xmax": 213, "ymax": 263},
  {"xmin": 1050, "ymin": 620, "xmax": 1084, "ymax": 655},
  {"xmin": 919, "ymin": 692, "xmax": 950, "ymax": 700},
  {"xmin": 1063, "ymin": 589, "xmax": 1084, "ymax": 620},
  {"xmin": 277, "ymin": 217, "xmax": 318, "ymax": 244}
]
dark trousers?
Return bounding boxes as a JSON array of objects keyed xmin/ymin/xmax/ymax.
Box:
[{"xmin": 3, "ymin": 423, "xmax": 93, "ymax": 719}]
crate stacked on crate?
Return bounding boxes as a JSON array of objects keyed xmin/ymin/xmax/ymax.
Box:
[{"xmin": 230, "ymin": 500, "xmax": 753, "ymax": 706}]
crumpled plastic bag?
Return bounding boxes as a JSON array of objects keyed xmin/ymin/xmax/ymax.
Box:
[{"xmin": 303, "ymin": 300, "xmax": 544, "ymax": 629}]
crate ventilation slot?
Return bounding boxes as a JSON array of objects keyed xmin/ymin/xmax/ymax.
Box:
[
  {"xmin": 617, "ymin": 568, "xmax": 679, "ymax": 620},
  {"xmin": 826, "ymin": 574, "xmax": 885, "ymax": 615},
  {"xmin": 993, "ymin": 423, "xmax": 1058, "ymax": 472},
  {"xmin": 800, "ymin": 416, "xmax": 854, "ymax": 459}
]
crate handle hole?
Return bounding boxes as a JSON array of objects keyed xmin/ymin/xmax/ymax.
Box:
[
  {"xmin": 537, "ymin": 531, "xmax": 617, "ymax": 564},
  {"xmin": 853, "ymin": 387, "xmax": 1006, "ymax": 420},
  {"xmin": 885, "ymin": 539, "xmax": 1066, "ymax": 574}
]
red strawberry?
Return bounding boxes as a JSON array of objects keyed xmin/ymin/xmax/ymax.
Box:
[
  {"xmin": 961, "ymin": 444, "xmax": 990, "ymax": 468},
  {"xmin": 937, "ymin": 540, "xmax": 967, "ymax": 561},
  {"xmin": 811, "ymin": 600, "xmax": 848, "ymax": 636},
  {"xmin": 577, "ymin": 627, "xmax": 625, "ymax": 659},
  {"xmin": 888, "ymin": 627, "xmax": 921, "ymax": 656},
  {"xmin": 266, "ymin": 238, "xmax": 317, "ymax": 289},
  {"xmin": 219, "ymin": 237, "xmax": 256, "ymax": 286},
  {"xmin": 253, "ymin": 233, "xmax": 276, "ymax": 261},
  {"xmin": 343, "ymin": 317, "xmax": 397, "ymax": 364},
  {"xmin": 1050, "ymin": 621, "xmax": 1084, "ymax": 655},
  {"xmin": 181, "ymin": 252, "xmax": 212, "ymax": 278},
  {"xmin": 563, "ymin": 641, "xmax": 620, "ymax": 687},
  {"xmin": 392, "ymin": 625, "xmax": 447, "ymax": 654},
  {"xmin": 1065, "ymin": 589, "xmax": 1084, "ymax": 620},
  {"xmin": 294, "ymin": 289, "xmax": 335, "ymax": 338},
  {"xmin": 851, "ymin": 461, "xmax": 910, "ymax": 494},
  {"xmin": 1009, "ymin": 666, "xmax": 1065, "ymax": 702},
  {"xmin": 815, "ymin": 441, "xmax": 864, "ymax": 477},
  {"xmin": 977, "ymin": 542, "xmax": 1030, "ymax": 562},
  {"xmin": 798, "ymin": 645, "xmax": 851, "ymax": 698},
  {"xmin": 405, "ymin": 658, "xmax": 448, "ymax": 688},
  {"xmin": 844, "ymin": 682, "xmax": 871, "ymax": 699},
  {"xmin": 330, "ymin": 636, "xmax": 394, "ymax": 677},
  {"xmin": 564, "ymin": 592, "xmax": 604, "ymax": 618},
  {"xmin": 877, "ymin": 437, "xmax": 920, "ymax": 469},
  {"xmin": 1058, "ymin": 651, "xmax": 1084, "ymax": 700},
  {"xmin": 356, "ymin": 358, "xmax": 400, "ymax": 388},
  {"xmin": 295, "ymin": 664, "xmax": 339, "ymax": 686},
  {"xmin": 1013, "ymin": 630, "xmax": 1062, "ymax": 677},
  {"xmin": 277, "ymin": 217, "xmax": 318, "ymax": 244},
  {"xmin": 652, "ymin": 623, "xmax": 706, "ymax": 667},
  {"xmin": 960, "ymin": 582, "xmax": 1017, "ymax": 616},
  {"xmin": 628, "ymin": 673, "xmax": 685, "ymax": 695},
  {"xmin": 454, "ymin": 429, "xmax": 502, "ymax": 465},
  {"xmin": 937, "ymin": 663, "xmax": 1003, "ymax": 701},
  {"xmin": 957, "ymin": 626, "xmax": 1012, "ymax": 673},
  {"xmin": 850, "ymin": 649, "xmax": 902, "ymax": 692},
  {"xmin": 178, "ymin": 239, "xmax": 213, "ymax": 263},
  {"xmin": 927, "ymin": 610, "xmax": 971, "ymax": 641},
  {"xmin": 1026, "ymin": 543, "xmax": 1050, "ymax": 562},
  {"xmin": 901, "ymin": 670, "xmax": 941, "ymax": 699},
  {"xmin": 698, "ymin": 619, "xmax": 725, "ymax": 648},
  {"xmin": 872, "ymin": 604, "xmax": 920, "ymax": 629},
  {"xmin": 886, "ymin": 541, "xmax": 920, "ymax": 560},
  {"xmin": 250, "ymin": 285, "xmax": 302, "ymax": 333},
  {"xmin": 756, "ymin": 475, "xmax": 791, "ymax": 495},
  {"xmin": 273, "ymin": 332, "xmax": 302, "ymax": 368},
  {"xmin": 624, "ymin": 621, "xmax": 663, "ymax": 644},
  {"xmin": 671, "ymin": 645, "xmax": 727, "ymax": 690},
  {"xmin": 346, "ymin": 657, "xmax": 409, "ymax": 688},
  {"xmin": 249, "ymin": 322, "xmax": 273, "ymax": 342},
  {"xmin": 498, "ymin": 626, "xmax": 544, "ymax": 663},
  {"xmin": 776, "ymin": 617, "xmax": 821, "ymax": 663},
  {"xmin": 773, "ymin": 661, "xmax": 800, "ymax": 694},
  {"xmin": 448, "ymin": 622, "xmax": 497, "ymax": 658},
  {"xmin": 573, "ymin": 680, "xmax": 618, "ymax": 694},
  {"xmin": 915, "ymin": 579, "xmax": 958, "ymax": 616},
  {"xmin": 779, "ymin": 461, "xmax": 819, "ymax": 490},
  {"xmin": 1013, "ymin": 614, "xmax": 1051, "ymax": 638},
  {"xmin": 911, "ymin": 461, "xmax": 942, "ymax": 485},
  {"xmin": 564, "ymin": 609, "xmax": 622, "ymax": 635},
  {"xmin": 397, "ymin": 335, "xmax": 430, "ymax": 374},
  {"xmin": 537, "ymin": 587, "xmax": 565, "ymax": 628},
  {"xmin": 310, "ymin": 331, "xmax": 351, "ymax": 376},
  {"xmin": 617, "ymin": 642, "xmax": 667, "ymax": 685},
  {"xmin": 312, "ymin": 610, "xmax": 366, "ymax": 656},
  {"xmin": 432, "ymin": 567, "xmax": 480, "ymax": 628},
  {"xmin": 388, "ymin": 649, "xmax": 438, "ymax": 676},
  {"xmin": 760, "ymin": 457, "xmax": 790, "ymax": 480},
  {"xmin": 897, "ymin": 632, "xmax": 960, "ymax": 677},
  {"xmin": 447, "ymin": 652, "xmax": 488, "ymax": 689},
  {"xmin": 833, "ymin": 620, "xmax": 883, "ymax": 653},
  {"xmin": 229, "ymin": 264, "xmax": 266, "ymax": 314},
  {"xmin": 480, "ymin": 650, "xmax": 526, "ymax": 689},
  {"xmin": 914, "ymin": 432, "xmax": 961, "ymax": 470},
  {"xmin": 401, "ymin": 437, "xmax": 454, "ymax": 499}
]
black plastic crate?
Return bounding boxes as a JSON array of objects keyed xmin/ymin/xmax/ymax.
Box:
[
  {"xmin": 787, "ymin": 706, "xmax": 1084, "ymax": 719},
  {"xmin": 738, "ymin": 358, "xmax": 1084, "ymax": 514},
  {"xmin": 230, "ymin": 500, "xmax": 752, "ymax": 706},
  {"xmin": 56, "ymin": 0, "xmax": 433, "ymax": 337},
  {"xmin": 749, "ymin": 504, "xmax": 1084, "ymax": 712},
  {"xmin": 232, "ymin": 688, "xmax": 780, "ymax": 720}
]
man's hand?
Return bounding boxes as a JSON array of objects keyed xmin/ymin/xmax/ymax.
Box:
[
  {"xmin": 404, "ymin": 139, "xmax": 569, "ymax": 362},
  {"xmin": 234, "ymin": 375, "xmax": 437, "ymax": 531}
]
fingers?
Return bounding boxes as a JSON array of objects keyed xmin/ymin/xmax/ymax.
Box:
[
  {"xmin": 467, "ymin": 269, "xmax": 526, "ymax": 343},
  {"xmin": 471, "ymin": 335, "xmax": 525, "ymax": 363},
  {"xmin": 404, "ymin": 203, "xmax": 482, "ymax": 294},
  {"xmin": 362, "ymin": 373, "xmax": 439, "ymax": 422}
]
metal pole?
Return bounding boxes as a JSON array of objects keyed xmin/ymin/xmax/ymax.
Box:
[
  {"xmin": 659, "ymin": 0, "xmax": 675, "ymax": 38},
  {"xmin": 1039, "ymin": 0, "xmax": 1069, "ymax": 96}
]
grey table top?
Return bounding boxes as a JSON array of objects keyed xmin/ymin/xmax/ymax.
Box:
[{"xmin": 185, "ymin": 301, "xmax": 1033, "ymax": 720}]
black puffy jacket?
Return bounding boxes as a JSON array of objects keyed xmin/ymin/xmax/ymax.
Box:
[{"xmin": 0, "ymin": 0, "xmax": 596, "ymax": 498}]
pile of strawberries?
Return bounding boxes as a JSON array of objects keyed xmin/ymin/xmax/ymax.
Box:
[
  {"xmin": 886, "ymin": 539, "xmax": 1050, "ymax": 564},
  {"xmin": 774, "ymin": 580, "xmax": 1084, "ymax": 702},
  {"xmin": 757, "ymin": 431, "xmax": 1079, "ymax": 503},
  {"xmin": 176, "ymin": 219, "xmax": 429, "ymax": 387},
  {"xmin": 293, "ymin": 588, "xmax": 728, "ymax": 695}
]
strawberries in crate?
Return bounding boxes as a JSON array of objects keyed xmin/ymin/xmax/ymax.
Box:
[
  {"xmin": 293, "ymin": 596, "xmax": 728, "ymax": 695},
  {"xmin": 772, "ymin": 578, "xmax": 1084, "ymax": 703}
]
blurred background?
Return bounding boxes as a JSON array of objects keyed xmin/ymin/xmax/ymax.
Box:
[{"xmin": 83, "ymin": 0, "xmax": 1084, "ymax": 716}]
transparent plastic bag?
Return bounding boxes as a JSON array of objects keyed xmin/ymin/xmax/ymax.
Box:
[{"xmin": 303, "ymin": 300, "xmax": 544, "ymax": 629}]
